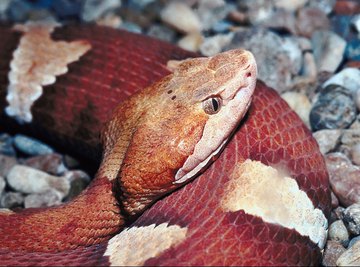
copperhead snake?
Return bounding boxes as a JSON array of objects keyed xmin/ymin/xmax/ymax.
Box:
[{"xmin": 0, "ymin": 23, "xmax": 331, "ymax": 266}]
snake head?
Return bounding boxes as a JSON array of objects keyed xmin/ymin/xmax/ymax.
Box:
[{"xmin": 103, "ymin": 49, "xmax": 257, "ymax": 217}]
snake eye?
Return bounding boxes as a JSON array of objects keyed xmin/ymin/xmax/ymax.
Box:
[{"xmin": 202, "ymin": 97, "xmax": 222, "ymax": 115}]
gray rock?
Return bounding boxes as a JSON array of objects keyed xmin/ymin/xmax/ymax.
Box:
[
  {"xmin": 24, "ymin": 189, "xmax": 62, "ymax": 208},
  {"xmin": 351, "ymin": 143, "xmax": 360, "ymax": 166},
  {"xmin": 6, "ymin": 165, "xmax": 70, "ymax": 198},
  {"xmin": 349, "ymin": 236, "xmax": 360, "ymax": 249},
  {"xmin": 196, "ymin": 0, "xmax": 232, "ymax": 31},
  {"xmin": 263, "ymin": 9, "xmax": 297, "ymax": 34},
  {"xmin": 225, "ymin": 28, "xmax": 302, "ymax": 93},
  {"xmin": 312, "ymin": 129, "xmax": 342, "ymax": 155},
  {"xmin": 325, "ymin": 152, "xmax": 360, "ymax": 207},
  {"xmin": 147, "ymin": 24, "xmax": 176, "ymax": 43},
  {"xmin": 63, "ymin": 170, "xmax": 91, "ymax": 201},
  {"xmin": 200, "ymin": 33, "xmax": 234, "ymax": 56},
  {"xmin": 23, "ymin": 153, "xmax": 67, "ymax": 175},
  {"xmin": 352, "ymin": 14, "xmax": 360, "ymax": 33},
  {"xmin": 81, "ymin": 0, "xmax": 121, "ymax": 22},
  {"xmin": 308, "ymin": 0, "xmax": 336, "ymax": 14},
  {"xmin": 322, "ymin": 68, "xmax": 360, "ymax": 93},
  {"xmin": 342, "ymin": 204, "xmax": 360, "ymax": 235},
  {"xmin": 345, "ymin": 39, "xmax": 360, "ymax": 61},
  {"xmin": 312, "ymin": 30, "xmax": 346, "ymax": 73},
  {"xmin": 322, "ymin": 240, "xmax": 346, "ymax": 267},
  {"xmin": 64, "ymin": 154, "xmax": 80, "ymax": 169},
  {"xmin": 328, "ymin": 220, "xmax": 350, "ymax": 246},
  {"xmin": 0, "ymin": 133, "xmax": 16, "ymax": 156},
  {"xmin": 51, "ymin": 0, "xmax": 82, "ymax": 19},
  {"xmin": 13, "ymin": 134, "xmax": 54, "ymax": 156},
  {"xmin": 0, "ymin": 176, "xmax": 5, "ymax": 199},
  {"xmin": 119, "ymin": 22, "xmax": 142, "ymax": 34},
  {"xmin": 177, "ymin": 33, "xmax": 203, "ymax": 52},
  {"xmin": 7, "ymin": 0, "xmax": 32, "ymax": 21},
  {"xmin": 0, "ymin": 192, "xmax": 24, "ymax": 209},
  {"xmin": 337, "ymin": 239, "xmax": 360, "ymax": 266},
  {"xmin": 296, "ymin": 7, "xmax": 330, "ymax": 38},
  {"xmin": 331, "ymin": 190, "xmax": 339, "ymax": 209},
  {"xmin": 310, "ymin": 85, "xmax": 357, "ymax": 131},
  {"xmin": 0, "ymin": 154, "xmax": 17, "ymax": 177},
  {"xmin": 238, "ymin": 0, "xmax": 274, "ymax": 25},
  {"xmin": 341, "ymin": 129, "xmax": 360, "ymax": 148}
]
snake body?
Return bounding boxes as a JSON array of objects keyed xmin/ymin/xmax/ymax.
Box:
[{"xmin": 0, "ymin": 24, "xmax": 330, "ymax": 266}]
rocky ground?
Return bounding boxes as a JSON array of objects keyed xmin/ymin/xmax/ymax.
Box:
[{"xmin": 0, "ymin": 0, "xmax": 360, "ymax": 266}]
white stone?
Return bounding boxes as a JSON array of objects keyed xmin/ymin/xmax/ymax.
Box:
[
  {"xmin": 161, "ymin": 2, "xmax": 202, "ymax": 33},
  {"xmin": 313, "ymin": 129, "xmax": 342, "ymax": 155},
  {"xmin": 281, "ymin": 91, "xmax": 311, "ymax": 127},
  {"xmin": 351, "ymin": 14, "xmax": 360, "ymax": 33},
  {"xmin": 337, "ymin": 240, "xmax": 360, "ymax": 266},
  {"xmin": 81, "ymin": 0, "xmax": 122, "ymax": 22},
  {"xmin": 6, "ymin": 165, "xmax": 70, "ymax": 198},
  {"xmin": 221, "ymin": 159, "xmax": 328, "ymax": 249},
  {"xmin": 177, "ymin": 33, "xmax": 203, "ymax": 52},
  {"xmin": 312, "ymin": 30, "xmax": 346, "ymax": 73},
  {"xmin": 323, "ymin": 68, "xmax": 360, "ymax": 93},
  {"xmin": 274, "ymin": 0, "xmax": 308, "ymax": 11},
  {"xmin": 351, "ymin": 143, "xmax": 360, "ymax": 166},
  {"xmin": 104, "ymin": 223, "xmax": 187, "ymax": 266},
  {"xmin": 328, "ymin": 220, "xmax": 349, "ymax": 246}
]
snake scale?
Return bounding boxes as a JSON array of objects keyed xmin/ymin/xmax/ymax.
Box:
[{"xmin": 0, "ymin": 24, "xmax": 330, "ymax": 266}]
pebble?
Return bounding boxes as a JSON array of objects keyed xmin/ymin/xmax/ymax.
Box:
[
  {"xmin": 351, "ymin": 14, "xmax": 360, "ymax": 32},
  {"xmin": 64, "ymin": 154, "xmax": 80, "ymax": 169},
  {"xmin": 350, "ymin": 143, "xmax": 360, "ymax": 166},
  {"xmin": 312, "ymin": 129, "xmax": 342, "ymax": 154},
  {"xmin": 331, "ymin": 190, "xmax": 339, "ymax": 209},
  {"xmin": 345, "ymin": 39, "xmax": 360, "ymax": 61},
  {"xmin": 322, "ymin": 68, "xmax": 360, "ymax": 93},
  {"xmin": 328, "ymin": 220, "xmax": 350, "ymax": 246},
  {"xmin": 13, "ymin": 134, "xmax": 54, "ymax": 156},
  {"xmin": 296, "ymin": 7, "xmax": 330, "ymax": 38},
  {"xmin": 0, "ymin": 155, "xmax": 17, "ymax": 177},
  {"xmin": 0, "ymin": 133, "xmax": 16, "ymax": 156},
  {"xmin": 337, "ymin": 239, "xmax": 360, "ymax": 266},
  {"xmin": 0, "ymin": 176, "xmax": 5, "ymax": 198},
  {"xmin": 334, "ymin": 0, "xmax": 360, "ymax": 15},
  {"xmin": 281, "ymin": 91, "xmax": 311, "ymax": 127},
  {"xmin": 238, "ymin": 0, "xmax": 274, "ymax": 25},
  {"xmin": 308, "ymin": 0, "xmax": 337, "ymax": 15},
  {"xmin": 0, "ymin": 192, "xmax": 24, "ymax": 209},
  {"xmin": 225, "ymin": 28, "xmax": 302, "ymax": 93},
  {"xmin": 199, "ymin": 32, "xmax": 234, "ymax": 57},
  {"xmin": 7, "ymin": 0, "xmax": 32, "ymax": 21},
  {"xmin": 160, "ymin": 1, "xmax": 202, "ymax": 34},
  {"xmin": 325, "ymin": 152, "xmax": 360, "ymax": 207},
  {"xmin": 147, "ymin": 24, "xmax": 177, "ymax": 43},
  {"xmin": 24, "ymin": 189, "xmax": 62, "ymax": 208},
  {"xmin": 348, "ymin": 236, "xmax": 360, "ymax": 248},
  {"xmin": 273, "ymin": 0, "xmax": 308, "ymax": 11},
  {"xmin": 263, "ymin": 9, "xmax": 297, "ymax": 35},
  {"xmin": 63, "ymin": 170, "xmax": 91, "ymax": 201},
  {"xmin": 322, "ymin": 240, "xmax": 346, "ymax": 267},
  {"xmin": 119, "ymin": 21, "xmax": 142, "ymax": 34},
  {"xmin": 96, "ymin": 13, "xmax": 122, "ymax": 28},
  {"xmin": 81, "ymin": 0, "xmax": 122, "ymax": 22},
  {"xmin": 312, "ymin": 30, "xmax": 347, "ymax": 73},
  {"xmin": 196, "ymin": 0, "xmax": 231, "ymax": 31},
  {"xmin": 310, "ymin": 85, "xmax": 357, "ymax": 131},
  {"xmin": 177, "ymin": 33, "xmax": 203, "ymax": 52},
  {"xmin": 342, "ymin": 204, "xmax": 360, "ymax": 235},
  {"xmin": 51, "ymin": 0, "xmax": 82, "ymax": 19},
  {"xmin": 6, "ymin": 165, "xmax": 70, "ymax": 199},
  {"xmin": 23, "ymin": 153, "xmax": 67, "ymax": 176},
  {"xmin": 341, "ymin": 129, "xmax": 360, "ymax": 148}
]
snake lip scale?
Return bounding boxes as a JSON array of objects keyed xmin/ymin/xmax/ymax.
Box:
[{"xmin": 0, "ymin": 23, "xmax": 330, "ymax": 266}]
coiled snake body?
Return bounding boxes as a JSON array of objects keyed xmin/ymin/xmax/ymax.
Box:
[{"xmin": 0, "ymin": 24, "xmax": 330, "ymax": 266}]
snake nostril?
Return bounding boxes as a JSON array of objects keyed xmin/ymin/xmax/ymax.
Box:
[{"xmin": 246, "ymin": 72, "xmax": 251, "ymax": 78}]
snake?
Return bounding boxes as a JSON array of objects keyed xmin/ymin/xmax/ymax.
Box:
[{"xmin": 0, "ymin": 23, "xmax": 330, "ymax": 266}]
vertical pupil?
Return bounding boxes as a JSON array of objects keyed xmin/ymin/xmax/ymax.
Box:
[{"xmin": 212, "ymin": 98, "xmax": 219, "ymax": 111}]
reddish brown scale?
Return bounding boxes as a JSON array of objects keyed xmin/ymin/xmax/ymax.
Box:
[{"xmin": 0, "ymin": 25, "xmax": 330, "ymax": 265}]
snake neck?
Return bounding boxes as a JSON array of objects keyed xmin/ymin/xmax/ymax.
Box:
[{"xmin": 0, "ymin": 174, "xmax": 123, "ymax": 253}]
